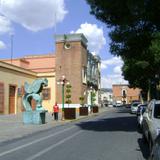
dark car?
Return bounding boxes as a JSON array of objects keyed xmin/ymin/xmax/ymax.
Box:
[
  {"xmin": 149, "ymin": 134, "xmax": 160, "ymax": 160},
  {"xmin": 125, "ymin": 104, "xmax": 131, "ymax": 108}
]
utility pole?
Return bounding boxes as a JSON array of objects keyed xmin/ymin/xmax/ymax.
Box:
[{"xmin": 10, "ymin": 33, "xmax": 14, "ymax": 64}]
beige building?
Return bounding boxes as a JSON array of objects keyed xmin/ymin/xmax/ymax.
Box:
[
  {"xmin": 0, "ymin": 59, "xmax": 55, "ymax": 114},
  {"xmin": 0, "ymin": 33, "xmax": 101, "ymax": 114}
]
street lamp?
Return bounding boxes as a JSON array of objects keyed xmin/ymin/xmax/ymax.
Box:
[{"xmin": 57, "ymin": 75, "xmax": 69, "ymax": 120}]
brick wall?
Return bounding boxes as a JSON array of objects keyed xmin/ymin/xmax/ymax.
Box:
[
  {"xmin": 55, "ymin": 40, "xmax": 87, "ymax": 105},
  {"xmin": 112, "ymin": 85, "xmax": 141, "ymax": 104}
]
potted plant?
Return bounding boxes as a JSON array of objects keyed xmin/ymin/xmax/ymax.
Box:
[
  {"xmin": 64, "ymin": 84, "xmax": 76, "ymax": 119},
  {"xmin": 65, "ymin": 84, "xmax": 72, "ymax": 108},
  {"xmin": 79, "ymin": 96, "xmax": 88, "ymax": 116},
  {"xmin": 91, "ymin": 92, "xmax": 99, "ymax": 113}
]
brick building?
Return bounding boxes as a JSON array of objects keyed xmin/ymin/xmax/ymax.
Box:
[
  {"xmin": 0, "ymin": 33, "xmax": 101, "ymax": 114},
  {"xmin": 55, "ymin": 34, "xmax": 101, "ymax": 108},
  {"xmin": 112, "ymin": 84, "xmax": 141, "ymax": 104}
]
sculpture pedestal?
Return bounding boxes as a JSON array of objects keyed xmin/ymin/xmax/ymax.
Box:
[{"xmin": 23, "ymin": 110, "xmax": 48, "ymax": 124}]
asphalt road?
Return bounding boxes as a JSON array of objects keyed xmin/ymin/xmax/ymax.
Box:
[{"xmin": 0, "ymin": 107, "xmax": 150, "ymax": 160}]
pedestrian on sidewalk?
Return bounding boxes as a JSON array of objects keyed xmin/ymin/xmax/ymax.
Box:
[{"xmin": 53, "ymin": 102, "xmax": 59, "ymax": 121}]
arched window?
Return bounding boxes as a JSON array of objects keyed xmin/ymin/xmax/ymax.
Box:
[{"xmin": 122, "ymin": 90, "xmax": 126, "ymax": 98}]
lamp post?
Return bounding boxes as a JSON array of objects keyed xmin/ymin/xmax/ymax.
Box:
[{"xmin": 57, "ymin": 75, "xmax": 69, "ymax": 120}]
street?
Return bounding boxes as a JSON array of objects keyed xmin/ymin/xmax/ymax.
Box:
[{"xmin": 0, "ymin": 107, "xmax": 150, "ymax": 160}]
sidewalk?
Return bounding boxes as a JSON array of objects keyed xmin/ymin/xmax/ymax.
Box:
[{"xmin": 0, "ymin": 107, "xmax": 110, "ymax": 143}]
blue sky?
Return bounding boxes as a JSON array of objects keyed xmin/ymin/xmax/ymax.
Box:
[{"xmin": 0, "ymin": 0, "xmax": 127, "ymax": 88}]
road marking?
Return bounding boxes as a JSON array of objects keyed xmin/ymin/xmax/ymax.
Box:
[
  {"xmin": 26, "ymin": 130, "xmax": 83, "ymax": 160},
  {"xmin": 0, "ymin": 126, "xmax": 76, "ymax": 157}
]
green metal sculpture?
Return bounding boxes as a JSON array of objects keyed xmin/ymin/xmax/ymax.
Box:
[
  {"xmin": 22, "ymin": 78, "xmax": 48, "ymax": 124},
  {"xmin": 23, "ymin": 78, "xmax": 48, "ymax": 111}
]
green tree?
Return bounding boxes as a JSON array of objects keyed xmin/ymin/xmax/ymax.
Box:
[
  {"xmin": 91, "ymin": 92, "xmax": 96, "ymax": 105},
  {"xmin": 65, "ymin": 84, "xmax": 72, "ymax": 107},
  {"xmin": 86, "ymin": 0, "xmax": 160, "ymax": 99}
]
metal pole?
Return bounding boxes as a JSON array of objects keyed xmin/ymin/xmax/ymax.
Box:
[
  {"xmin": 61, "ymin": 83, "xmax": 65, "ymax": 120},
  {"xmin": 10, "ymin": 34, "xmax": 14, "ymax": 64},
  {"xmin": 91, "ymin": 91, "xmax": 92, "ymax": 105}
]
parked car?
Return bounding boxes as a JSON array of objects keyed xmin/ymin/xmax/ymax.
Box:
[
  {"xmin": 130, "ymin": 102, "xmax": 141, "ymax": 114},
  {"xmin": 137, "ymin": 104, "xmax": 147, "ymax": 128},
  {"xmin": 116, "ymin": 100, "xmax": 122, "ymax": 107},
  {"xmin": 125, "ymin": 104, "xmax": 131, "ymax": 108},
  {"xmin": 108, "ymin": 101, "xmax": 113, "ymax": 107},
  {"xmin": 137, "ymin": 103, "xmax": 148, "ymax": 116},
  {"xmin": 149, "ymin": 134, "xmax": 160, "ymax": 160},
  {"xmin": 131, "ymin": 100, "xmax": 141, "ymax": 105},
  {"xmin": 142, "ymin": 100, "xmax": 160, "ymax": 151}
]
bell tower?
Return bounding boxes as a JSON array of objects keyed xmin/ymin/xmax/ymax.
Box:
[{"xmin": 55, "ymin": 34, "xmax": 88, "ymax": 106}]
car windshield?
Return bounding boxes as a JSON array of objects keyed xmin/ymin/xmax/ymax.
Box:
[
  {"xmin": 132, "ymin": 103, "xmax": 140, "ymax": 107},
  {"xmin": 154, "ymin": 104, "xmax": 160, "ymax": 119}
]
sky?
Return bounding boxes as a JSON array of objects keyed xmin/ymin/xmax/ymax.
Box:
[{"xmin": 0, "ymin": 0, "xmax": 128, "ymax": 88}]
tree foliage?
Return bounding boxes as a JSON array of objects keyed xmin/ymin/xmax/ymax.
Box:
[
  {"xmin": 91, "ymin": 92, "xmax": 96, "ymax": 105},
  {"xmin": 86, "ymin": 0, "xmax": 160, "ymax": 97},
  {"xmin": 79, "ymin": 96, "xmax": 85, "ymax": 107},
  {"xmin": 65, "ymin": 84, "xmax": 72, "ymax": 107}
]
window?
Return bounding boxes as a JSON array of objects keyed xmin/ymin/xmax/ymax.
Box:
[
  {"xmin": 42, "ymin": 88, "xmax": 51, "ymax": 100},
  {"xmin": 82, "ymin": 67, "xmax": 87, "ymax": 84},
  {"xmin": 154, "ymin": 104, "xmax": 160, "ymax": 119},
  {"xmin": 148, "ymin": 102, "xmax": 153, "ymax": 119},
  {"xmin": 122, "ymin": 90, "xmax": 126, "ymax": 97}
]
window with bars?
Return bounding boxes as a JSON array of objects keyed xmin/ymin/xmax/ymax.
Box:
[{"xmin": 42, "ymin": 88, "xmax": 51, "ymax": 100}]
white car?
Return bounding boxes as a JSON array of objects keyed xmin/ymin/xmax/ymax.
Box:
[
  {"xmin": 142, "ymin": 100, "xmax": 160, "ymax": 151},
  {"xmin": 116, "ymin": 101, "xmax": 122, "ymax": 107},
  {"xmin": 130, "ymin": 102, "xmax": 141, "ymax": 114}
]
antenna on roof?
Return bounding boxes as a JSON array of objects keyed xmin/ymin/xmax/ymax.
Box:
[
  {"xmin": 10, "ymin": 32, "xmax": 14, "ymax": 64},
  {"xmin": 52, "ymin": 12, "xmax": 57, "ymax": 54}
]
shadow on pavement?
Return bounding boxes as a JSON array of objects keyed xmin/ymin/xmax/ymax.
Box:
[
  {"xmin": 115, "ymin": 107, "xmax": 132, "ymax": 114},
  {"xmin": 76, "ymin": 116, "xmax": 137, "ymax": 132},
  {"xmin": 137, "ymin": 138, "xmax": 150, "ymax": 159}
]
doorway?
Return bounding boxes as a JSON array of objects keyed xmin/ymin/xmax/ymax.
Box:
[{"xmin": 9, "ymin": 85, "xmax": 16, "ymax": 114}]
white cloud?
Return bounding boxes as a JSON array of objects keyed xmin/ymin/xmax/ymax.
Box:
[
  {"xmin": 101, "ymin": 56, "xmax": 128, "ymax": 88},
  {"xmin": 101, "ymin": 63, "xmax": 108, "ymax": 69},
  {"xmin": 113, "ymin": 65, "xmax": 122, "ymax": 74},
  {"xmin": 101, "ymin": 75, "xmax": 128, "ymax": 88},
  {"xmin": 101, "ymin": 57, "xmax": 122, "ymax": 69},
  {"xmin": 71, "ymin": 22, "xmax": 106, "ymax": 54},
  {"xmin": 0, "ymin": 41, "xmax": 6, "ymax": 49},
  {"xmin": 0, "ymin": 15, "xmax": 12, "ymax": 34},
  {"xmin": 0, "ymin": 0, "xmax": 67, "ymax": 32}
]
